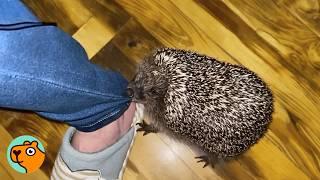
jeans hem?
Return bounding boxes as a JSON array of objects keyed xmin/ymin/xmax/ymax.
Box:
[{"xmin": 74, "ymin": 101, "xmax": 131, "ymax": 132}]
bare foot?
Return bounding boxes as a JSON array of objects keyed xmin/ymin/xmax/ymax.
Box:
[{"xmin": 71, "ymin": 102, "xmax": 136, "ymax": 153}]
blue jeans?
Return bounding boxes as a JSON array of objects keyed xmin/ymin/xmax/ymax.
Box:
[{"xmin": 0, "ymin": 0, "xmax": 131, "ymax": 132}]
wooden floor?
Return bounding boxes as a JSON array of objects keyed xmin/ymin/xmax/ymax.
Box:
[{"xmin": 0, "ymin": 0, "xmax": 319, "ymax": 179}]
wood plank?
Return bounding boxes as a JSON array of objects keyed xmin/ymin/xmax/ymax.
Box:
[
  {"xmin": 90, "ymin": 40, "xmax": 136, "ymax": 80},
  {"xmin": 116, "ymin": 0, "xmax": 235, "ymax": 63},
  {"xmin": 275, "ymin": 0, "xmax": 320, "ymax": 38},
  {"xmin": 157, "ymin": 134, "xmax": 223, "ymax": 179},
  {"xmin": 220, "ymin": 0, "xmax": 320, "ymax": 93},
  {"xmin": 126, "ymin": 133, "xmax": 204, "ymax": 180},
  {"xmin": 123, "ymin": 159, "xmax": 148, "ymax": 180},
  {"xmin": 22, "ymin": 0, "xmax": 92, "ymax": 34},
  {"xmin": 90, "ymin": 18, "xmax": 161, "ymax": 80},
  {"xmin": 72, "ymin": 17, "xmax": 116, "ymax": 59},
  {"xmin": 110, "ymin": 18, "xmax": 163, "ymax": 64},
  {"xmin": 79, "ymin": 0, "xmax": 130, "ymax": 31},
  {"xmin": 72, "ymin": 0, "xmax": 131, "ymax": 59}
]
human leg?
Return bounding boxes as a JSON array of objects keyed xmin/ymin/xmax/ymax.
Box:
[
  {"xmin": 0, "ymin": 0, "xmax": 131, "ymax": 132},
  {"xmin": 1, "ymin": 1, "xmax": 143, "ymax": 179}
]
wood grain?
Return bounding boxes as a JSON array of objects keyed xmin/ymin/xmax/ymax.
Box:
[
  {"xmin": 0, "ymin": 0, "xmax": 318, "ymax": 179},
  {"xmin": 23, "ymin": 0, "xmax": 91, "ymax": 34},
  {"xmin": 275, "ymin": 0, "xmax": 320, "ymax": 37}
]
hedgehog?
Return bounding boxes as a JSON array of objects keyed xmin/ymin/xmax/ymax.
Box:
[{"xmin": 127, "ymin": 48, "xmax": 274, "ymax": 167}]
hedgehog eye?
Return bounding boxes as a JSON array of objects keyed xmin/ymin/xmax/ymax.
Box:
[
  {"xmin": 26, "ymin": 147, "xmax": 36, "ymax": 156},
  {"xmin": 150, "ymin": 87, "xmax": 157, "ymax": 94}
]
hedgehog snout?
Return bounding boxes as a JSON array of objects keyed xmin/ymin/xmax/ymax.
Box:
[
  {"xmin": 126, "ymin": 87, "xmax": 134, "ymax": 98},
  {"xmin": 127, "ymin": 82, "xmax": 145, "ymax": 102},
  {"xmin": 132, "ymin": 88, "xmax": 145, "ymax": 101}
]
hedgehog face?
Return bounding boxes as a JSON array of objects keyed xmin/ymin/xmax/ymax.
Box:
[
  {"xmin": 127, "ymin": 56, "xmax": 168, "ymax": 104},
  {"xmin": 128, "ymin": 71, "xmax": 147, "ymax": 102}
]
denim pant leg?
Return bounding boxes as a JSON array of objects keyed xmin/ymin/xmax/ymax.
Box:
[{"xmin": 0, "ymin": 0, "xmax": 131, "ymax": 132}]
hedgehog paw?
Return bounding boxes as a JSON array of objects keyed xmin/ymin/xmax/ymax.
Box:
[
  {"xmin": 136, "ymin": 120, "xmax": 158, "ymax": 136},
  {"xmin": 195, "ymin": 156, "xmax": 211, "ymax": 168}
]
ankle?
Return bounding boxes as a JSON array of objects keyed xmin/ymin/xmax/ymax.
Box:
[{"xmin": 71, "ymin": 102, "xmax": 136, "ymax": 153}]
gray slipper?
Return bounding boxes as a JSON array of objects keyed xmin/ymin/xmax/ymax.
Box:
[{"xmin": 51, "ymin": 103, "xmax": 144, "ymax": 180}]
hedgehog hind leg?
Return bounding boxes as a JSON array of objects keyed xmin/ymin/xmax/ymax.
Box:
[
  {"xmin": 136, "ymin": 120, "xmax": 159, "ymax": 136},
  {"xmin": 195, "ymin": 154, "xmax": 218, "ymax": 168},
  {"xmin": 195, "ymin": 156, "xmax": 210, "ymax": 168}
]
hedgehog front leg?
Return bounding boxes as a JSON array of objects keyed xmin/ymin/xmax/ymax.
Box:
[{"xmin": 136, "ymin": 120, "xmax": 159, "ymax": 136}]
